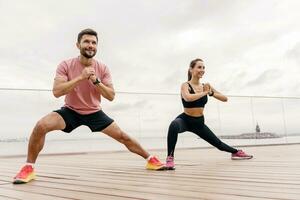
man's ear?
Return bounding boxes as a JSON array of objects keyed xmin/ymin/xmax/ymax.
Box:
[{"xmin": 76, "ymin": 42, "xmax": 80, "ymax": 49}]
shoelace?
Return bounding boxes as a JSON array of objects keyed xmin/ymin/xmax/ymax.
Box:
[
  {"xmin": 167, "ymin": 157, "xmax": 173, "ymax": 162},
  {"xmin": 239, "ymin": 151, "xmax": 248, "ymax": 156}
]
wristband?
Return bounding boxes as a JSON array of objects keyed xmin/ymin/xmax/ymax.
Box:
[
  {"xmin": 93, "ymin": 78, "xmax": 101, "ymax": 85},
  {"xmin": 208, "ymin": 90, "xmax": 214, "ymax": 96}
]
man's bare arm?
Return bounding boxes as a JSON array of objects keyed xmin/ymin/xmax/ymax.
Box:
[
  {"xmin": 52, "ymin": 76, "xmax": 83, "ymax": 98},
  {"xmin": 53, "ymin": 66, "xmax": 95, "ymax": 98},
  {"xmin": 89, "ymin": 75, "xmax": 115, "ymax": 101}
]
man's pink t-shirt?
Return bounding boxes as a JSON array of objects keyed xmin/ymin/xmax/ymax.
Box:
[{"xmin": 55, "ymin": 57, "xmax": 113, "ymax": 115}]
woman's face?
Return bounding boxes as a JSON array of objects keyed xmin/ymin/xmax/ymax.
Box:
[{"xmin": 191, "ymin": 61, "xmax": 205, "ymax": 79}]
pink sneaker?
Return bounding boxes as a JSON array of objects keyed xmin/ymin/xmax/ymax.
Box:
[
  {"xmin": 13, "ymin": 165, "xmax": 36, "ymax": 184},
  {"xmin": 232, "ymin": 150, "xmax": 253, "ymax": 160},
  {"xmin": 146, "ymin": 156, "xmax": 165, "ymax": 170},
  {"xmin": 165, "ymin": 156, "xmax": 175, "ymax": 170}
]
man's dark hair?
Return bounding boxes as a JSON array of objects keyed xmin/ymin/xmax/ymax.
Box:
[{"xmin": 77, "ymin": 28, "xmax": 98, "ymax": 43}]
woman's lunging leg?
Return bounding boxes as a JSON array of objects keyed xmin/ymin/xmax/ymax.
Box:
[
  {"xmin": 167, "ymin": 118, "xmax": 188, "ymax": 156},
  {"xmin": 194, "ymin": 124, "xmax": 238, "ymax": 153}
]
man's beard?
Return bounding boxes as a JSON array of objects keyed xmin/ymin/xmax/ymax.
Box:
[{"xmin": 80, "ymin": 48, "xmax": 97, "ymax": 58}]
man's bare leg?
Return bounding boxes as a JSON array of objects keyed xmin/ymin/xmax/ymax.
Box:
[
  {"xmin": 102, "ymin": 122, "xmax": 149, "ymax": 159},
  {"xmin": 13, "ymin": 112, "xmax": 66, "ymax": 184},
  {"xmin": 27, "ymin": 112, "xmax": 66, "ymax": 163}
]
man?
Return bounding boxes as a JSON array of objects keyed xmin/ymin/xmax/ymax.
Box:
[{"xmin": 13, "ymin": 28, "xmax": 164, "ymax": 184}]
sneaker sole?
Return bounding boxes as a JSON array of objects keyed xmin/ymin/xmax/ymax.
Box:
[
  {"xmin": 231, "ymin": 156, "xmax": 253, "ymax": 160},
  {"xmin": 165, "ymin": 166, "xmax": 176, "ymax": 170},
  {"xmin": 13, "ymin": 173, "xmax": 36, "ymax": 184},
  {"xmin": 146, "ymin": 166, "xmax": 166, "ymax": 171},
  {"xmin": 146, "ymin": 163, "xmax": 167, "ymax": 170}
]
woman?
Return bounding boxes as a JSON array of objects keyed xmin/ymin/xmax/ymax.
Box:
[{"xmin": 165, "ymin": 58, "xmax": 253, "ymax": 170}]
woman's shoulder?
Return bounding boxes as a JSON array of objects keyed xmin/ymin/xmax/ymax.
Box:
[
  {"xmin": 181, "ymin": 82, "xmax": 190, "ymax": 88},
  {"xmin": 181, "ymin": 81, "xmax": 190, "ymax": 85},
  {"xmin": 181, "ymin": 82, "xmax": 192, "ymax": 92}
]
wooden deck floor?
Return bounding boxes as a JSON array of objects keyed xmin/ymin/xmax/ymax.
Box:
[{"xmin": 0, "ymin": 144, "xmax": 300, "ymax": 200}]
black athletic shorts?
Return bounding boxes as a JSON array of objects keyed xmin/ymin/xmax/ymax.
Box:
[{"xmin": 54, "ymin": 107, "xmax": 114, "ymax": 133}]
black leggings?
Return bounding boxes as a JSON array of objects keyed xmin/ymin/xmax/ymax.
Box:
[{"xmin": 167, "ymin": 113, "xmax": 238, "ymax": 156}]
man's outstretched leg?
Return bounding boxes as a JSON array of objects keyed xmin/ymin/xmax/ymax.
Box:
[
  {"xmin": 102, "ymin": 122, "xmax": 165, "ymax": 170},
  {"xmin": 13, "ymin": 112, "xmax": 65, "ymax": 184}
]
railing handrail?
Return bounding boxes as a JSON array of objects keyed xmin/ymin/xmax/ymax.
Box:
[{"xmin": 1, "ymin": 87, "xmax": 300, "ymax": 99}]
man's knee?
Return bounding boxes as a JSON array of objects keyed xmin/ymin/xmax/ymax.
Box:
[
  {"xmin": 118, "ymin": 131, "xmax": 131, "ymax": 144},
  {"xmin": 34, "ymin": 119, "xmax": 50, "ymax": 134}
]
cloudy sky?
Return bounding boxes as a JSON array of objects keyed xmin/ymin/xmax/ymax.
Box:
[
  {"xmin": 0, "ymin": 0, "xmax": 299, "ymax": 97},
  {"xmin": 1, "ymin": 0, "xmax": 300, "ymax": 145}
]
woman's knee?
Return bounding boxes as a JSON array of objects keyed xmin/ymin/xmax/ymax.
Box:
[
  {"xmin": 167, "ymin": 120, "xmax": 182, "ymax": 140},
  {"xmin": 169, "ymin": 120, "xmax": 180, "ymax": 132}
]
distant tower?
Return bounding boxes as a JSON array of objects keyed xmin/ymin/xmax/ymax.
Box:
[{"xmin": 256, "ymin": 123, "xmax": 261, "ymax": 133}]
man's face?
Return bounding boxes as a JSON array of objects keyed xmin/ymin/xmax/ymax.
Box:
[{"xmin": 77, "ymin": 34, "xmax": 98, "ymax": 58}]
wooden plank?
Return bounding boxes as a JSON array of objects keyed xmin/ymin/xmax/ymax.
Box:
[
  {"xmin": 2, "ymin": 181, "xmax": 266, "ymax": 200},
  {"xmin": 3, "ymin": 164, "xmax": 300, "ymax": 183},
  {"xmin": 0, "ymin": 145, "xmax": 300, "ymax": 200},
  {"xmin": 25, "ymin": 177, "xmax": 300, "ymax": 200},
  {"xmin": 1, "ymin": 171, "xmax": 300, "ymax": 197},
  {"xmin": 0, "ymin": 187, "xmax": 70, "ymax": 200},
  {"xmin": 1, "ymin": 170, "xmax": 300, "ymax": 200},
  {"xmin": 0, "ymin": 181, "xmax": 9, "ymax": 184},
  {"xmin": 3, "ymin": 184, "xmax": 138, "ymax": 200},
  {"xmin": 2, "ymin": 166, "xmax": 300, "ymax": 191},
  {"xmin": 0, "ymin": 196, "xmax": 18, "ymax": 200}
]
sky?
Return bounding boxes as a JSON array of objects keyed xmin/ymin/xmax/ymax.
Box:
[
  {"xmin": 1, "ymin": 0, "xmax": 300, "ymax": 145},
  {"xmin": 0, "ymin": 0, "xmax": 299, "ymax": 97}
]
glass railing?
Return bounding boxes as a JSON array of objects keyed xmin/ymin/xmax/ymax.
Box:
[{"xmin": 0, "ymin": 88, "xmax": 299, "ymax": 155}]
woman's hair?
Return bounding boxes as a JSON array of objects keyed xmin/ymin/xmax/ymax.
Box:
[{"xmin": 188, "ymin": 58, "xmax": 203, "ymax": 81}]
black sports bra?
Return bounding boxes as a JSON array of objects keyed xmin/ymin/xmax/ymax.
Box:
[{"xmin": 181, "ymin": 82, "xmax": 208, "ymax": 108}]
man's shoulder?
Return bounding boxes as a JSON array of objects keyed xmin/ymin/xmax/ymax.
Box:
[
  {"xmin": 57, "ymin": 57, "xmax": 79, "ymax": 70},
  {"xmin": 94, "ymin": 59, "xmax": 106, "ymax": 67},
  {"xmin": 61, "ymin": 57, "xmax": 78, "ymax": 65},
  {"xmin": 94, "ymin": 59, "xmax": 109, "ymax": 71}
]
